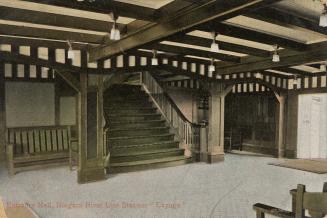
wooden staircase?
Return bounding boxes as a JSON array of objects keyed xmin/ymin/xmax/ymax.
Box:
[{"xmin": 104, "ymin": 84, "xmax": 192, "ymax": 173}]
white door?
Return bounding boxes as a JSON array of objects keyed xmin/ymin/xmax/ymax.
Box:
[{"xmin": 297, "ymin": 94, "xmax": 327, "ymax": 159}]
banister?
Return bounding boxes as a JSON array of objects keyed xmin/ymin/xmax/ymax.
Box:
[{"xmin": 140, "ymin": 71, "xmax": 203, "ymax": 151}]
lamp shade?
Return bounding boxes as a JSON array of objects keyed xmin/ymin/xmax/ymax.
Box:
[
  {"xmin": 151, "ymin": 57, "xmax": 158, "ymax": 66},
  {"xmin": 67, "ymin": 49, "xmax": 75, "ymax": 60},
  {"xmin": 210, "ymin": 42, "xmax": 219, "ymax": 53},
  {"xmin": 320, "ymin": 14, "xmax": 327, "ymax": 27},
  {"xmin": 272, "ymin": 54, "xmax": 280, "ymax": 62}
]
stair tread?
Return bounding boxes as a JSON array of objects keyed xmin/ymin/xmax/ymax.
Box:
[
  {"xmin": 112, "ymin": 148, "xmax": 183, "ymax": 157},
  {"xmin": 108, "ymin": 126, "xmax": 168, "ymax": 132},
  {"xmin": 109, "ymin": 119, "xmax": 165, "ymax": 124},
  {"xmin": 108, "ymin": 133, "xmax": 174, "ymax": 140},
  {"xmin": 110, "ymin": 156, "xmax": 189, "ymax": 167},
  {"xmin": 110, "ymin": 140, "xmax": 178, "ymax": 149},
  {"xmin": 107, "ymin": 113, "xmax": 160, "ymax": 117}
]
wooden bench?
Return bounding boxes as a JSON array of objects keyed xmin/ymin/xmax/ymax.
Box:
[
  {"xmin": 253, "ymin": 182, "xmax": 327, "ymax": 218},
  {"xmin": 6, "ymin": 125, "xmax": 72, "ymax": 175},
  {"xmin": 224, "ymin": 128, "xmax": 243, "ymax": 152}
]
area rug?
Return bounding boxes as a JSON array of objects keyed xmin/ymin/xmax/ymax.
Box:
[{"xmin": 269, "ymin": 159, "xmax": 327, "ymax": 174}]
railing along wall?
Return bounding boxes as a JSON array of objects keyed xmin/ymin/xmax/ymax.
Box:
[{"xmin": 140, "ymin": 71, "xmax": 202, "ymax": 153}]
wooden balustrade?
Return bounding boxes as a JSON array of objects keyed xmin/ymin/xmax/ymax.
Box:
[{"xmin": 140, "ymin": 71, "xmax": 202, "ymax": 153}]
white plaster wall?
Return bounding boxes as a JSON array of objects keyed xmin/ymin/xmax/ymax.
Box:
[
  {"xmin": 166, "ymin": 88, "xmax": 197, "ymax": 123},
  {"xmin": 60, "ymin": 97, "xmax": 76, "ymax": 126},
  {"xmin": 5, "ymin": 82, "xmax": 55, "ymax": 127},
  {"xmin": 297, "ymin": 93, "xmax": 327, "ymax": 159}
]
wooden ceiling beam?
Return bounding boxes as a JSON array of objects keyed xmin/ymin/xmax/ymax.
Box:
[
  {"xmin": 89, "ymin": 0, "xmax": 281, "ymax": 62},
  {"xmin": 143, "ymin": 43, "xmax": 241, "ymax": 63},
  {"xmin": 274, "ymin": 67, "xmax": 313, "ymax": 77},
  {"xmin": 167, "ymin": 34, "xmax": 271, "ymax": 57},
  {"xmin": 0, "ymin": 24, "xmax": 104, "ymax": 44},
  {"xmin": 0, "ymin": 6, "xmax": 124, "ymax": 33},
  {"xmin": 197, "ymin": 23, "xmax": 307, "ymax": 51},
  {"xmin": 216, "ymin": 42, "xmax": 327, "ymax": 75},
  {"xmin": 19, "ymin": 0, "xmax": 156, "ymax": 21},
  {"xmin": 246, "ymin": 7, "xmax": 327, "ymax": 36}
]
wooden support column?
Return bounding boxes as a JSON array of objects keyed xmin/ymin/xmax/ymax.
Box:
[
  {"xmin": 54, "ymin": 77, "xmax": 61, "ymax": 125},
  {"xmin": 201, "ymin": 82, "xmax": 232, "ymax": 163},
  {"xmin": 274, "ymin": 92, "xmax": 286, "ymax": 158},
  {"xmin": 0, "ymin": 62, "xmax": 6, "ymax": 161},
  {"xmin": 77, "ymin": 73, "xmax": 106, "ymax": 184}
]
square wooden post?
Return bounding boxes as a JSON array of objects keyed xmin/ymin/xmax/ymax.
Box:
[
  {"xmin": 274, "ymin": 92, "xmax": 286, "ymax": 158},
  {"xmin": 0, "ymin": 62, "xmax": 6, "ymax": 162},
  {"xmin": 77, "ymin": 73, "xmax": 106, "ymax": 184}
]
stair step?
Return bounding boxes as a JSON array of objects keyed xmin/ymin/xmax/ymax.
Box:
[
  {"xmin": 107, "ymin": 156, "xmax": 192, "ymax": 173},
  {"xmin": 107, "ymin": 114, "xmax": 162, "ymax": 122},
  {"xmin": 111, "ymin": 148, "xmax": 184, "ymax": 163},
  {"xmin": 110, "ymin": 141, "xmax": 179, "ymax": 151},
  {"xmin": 105, "ymin": 107, "xmax": 156, "ymax": 114},
  {"xmin": 107, "ymin": 127, "xmax": 169, "ymax": 138},
  {"xmin": 109, "ymin": 120, "xmax": 166, "ymax": 129},
  {"xmin": 108, "ymin": 134, "xmax": 175, "ymax": 146},
  {"xmin": 105, "ymin": 102, "xmax": 152, "ymax": 108}
]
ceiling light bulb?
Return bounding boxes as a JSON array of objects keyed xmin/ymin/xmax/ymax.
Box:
[
  {"xmin": 320, "ymin": 64, "xmax": 327, "ymax": 72},
  {"xmin": 255, "ymin": 72, "xmax": 262, "ymax": 79},
  {"xmin": 272, "ymin": 54, "xmax": 280, "ymax": 62},
  {"xmin": 320, "ymin": 4, "xmax": 327, "ymax": 27},
  {"xmin": 68, "ymin": 49, "xmax": 75, "ymax": 60},
  {"xmin": 293, "ymin": 78, "xmax": 298, "ymax": 86},
  {"xmin": 210, "ymin": 42, "xmax": 219, "ymax": 53},
  {"xmin": 110, "ymin": 24, "xmax": 120, "ymax": 41},
  {"xmin": 151, "ymin": 57, "xmax": 158, "ymax": 66},
  {"xmin": 209, "ymin": 64, "xmax": 215, "ymax": 72}
]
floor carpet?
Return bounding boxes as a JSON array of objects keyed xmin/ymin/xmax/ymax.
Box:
[{"xmin": 269, "ymin": 159, "xmax": 327, "ymax": 174}]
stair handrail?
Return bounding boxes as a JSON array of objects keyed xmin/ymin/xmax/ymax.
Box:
[{"xmin": 140, "ymin": 71, "xmax": 201, "ymax": 152}]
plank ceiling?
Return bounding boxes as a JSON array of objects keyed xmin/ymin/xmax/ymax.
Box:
[{"xmin": 0, "ymin": 0, "xmax": 326, "ymax": 78}]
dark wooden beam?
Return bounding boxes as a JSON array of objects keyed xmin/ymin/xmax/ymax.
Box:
[
  {"xmin": 144, "ymin": 43, "xmax": 241, "ymax": 63},
  {"xmin": 0, "ymin": 51, "xmax": 99, "ymax": 74},
  {"xmin": 246, "ymin": 7, "xmax": 327, "ymax": 36},
  {"xmin": 55, "ymin": 70, "xmax": 81, "ymax": 92},
  {"xmin": 0, "ymin": 6, "xmax": 124, "ymax": 33},
  {"xmin": 89, "ymin": 0, "xmax": 280, "ymax": 61},
  {"xmin": 0, "ymin": 62, "xmax": 6, "ymax": 161},
  {"xmin": 0, "ymin": 24, "xmax": 104, "ymax": 44},
  {"xmin": 216, "ymin": 42, "xmax": 327, "ymax": 74},
  {"xmin": 0, "ymin": 36, "xmax": 92, "ymax": 50},
  {"xmin": 20, "ymin": 0, "xmax": 156, "ymax": 21},
  {"xmin": 167, "ymin": 34, "xmax": 271, "ymax": 57},
  {"xmin": 198, "ymin": 23, "xmax": 307, "ymax": 51},
  {"xmin": 274, "ymin": 67, "xmax": 313, "ymax": 77}
]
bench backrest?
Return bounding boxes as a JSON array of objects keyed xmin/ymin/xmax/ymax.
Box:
[{"xmin": 6, "ymin": 126, "xmax": 71, "ymax": 155}]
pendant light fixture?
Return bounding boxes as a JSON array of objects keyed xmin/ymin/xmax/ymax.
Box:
[
  {"xmin": 110, "ymin": 13, "xmax": 120, "ymax": 41},
  {"xmin": 210, "ymin": 32, "xmax": 219, "ymax": 53},
  {"xmin": 151, "ymin": 50, "xmax": 158, "ymax": 66},
  {"xmin": 272, "ymin": 44, "xmax": 280, "ymax": 63},
  {"xmin": 293, "ymin": 75, "xmax": 298, "ymax": 86},
  {"xmin": 208, "ymin": 58, "xmax": 215, "ymax": 77},
  {"xmin": 67, "ymin": 40, "xmax": 75, "ymax": 60},
  {"xmin": 255, "ymin": 72, "xmax": 262, "ymax": 79},
  {"xmin": 319, "ymin": 3, "xmax": 327, "ymax": 27}
]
